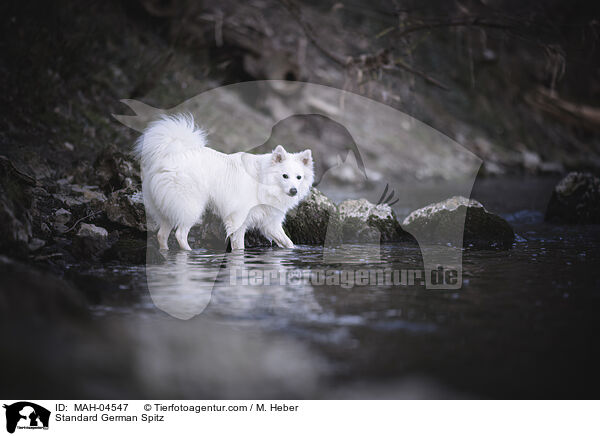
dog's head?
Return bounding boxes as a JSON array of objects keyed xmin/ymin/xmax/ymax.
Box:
[{"xmin": 267, "ymin": 145, "xmax": 314, "ymax": 201}]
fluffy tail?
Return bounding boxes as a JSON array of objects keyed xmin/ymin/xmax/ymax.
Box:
[{"xmin": 133, "ymin": 113, "xmax": 207, "ymax": 168}]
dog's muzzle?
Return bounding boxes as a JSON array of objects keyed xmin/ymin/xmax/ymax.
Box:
[{"xmin": 288, "ymin": 188, "xmax": 298, "ymax": 197}]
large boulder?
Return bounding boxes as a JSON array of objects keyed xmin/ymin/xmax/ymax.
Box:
[
  {"xmin": 338, "ymin": 199, "xmax": 413, "ymax": 243},
  {"xmin": 545, "ymin": 172, "xmax": 600, "ymax": 224},
  {"xmin": 402, "ymin": 196, "xmax": 514, "ymax": 249},
  {"xmin": 284, "ymin": 188, "xmax": 342, "ymax": 245}
]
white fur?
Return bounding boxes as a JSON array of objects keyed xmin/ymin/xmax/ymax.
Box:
[{"xmin": 134, "ymin": 114, "xmax": 314, "ymax": 250}]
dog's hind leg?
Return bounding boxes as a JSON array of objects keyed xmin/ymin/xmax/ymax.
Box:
[
  {"xmin": 224, "ymin": 210, "xmax": 249, "ymax": 250},
  {"xmin": 157, "ymin": 221, "xmax": 173, "ymax": 250},
  {"xmin": 173, "ymin": 196, "xmax": 207, "ymax": 251},
  {"xmin": 175, "ymin": 225, "xmax": 193, "ymax": 251}
]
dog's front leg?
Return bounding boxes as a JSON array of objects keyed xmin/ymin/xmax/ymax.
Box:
[{"xmin": 230, "ymin": 227, "xmax": 246, "ymax": 250}]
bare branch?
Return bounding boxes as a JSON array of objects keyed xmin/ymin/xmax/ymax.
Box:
[
  {"xmin": 279, "ymin": 0, "xmax": 449, "ymax": 90},
  {"xmin": 383, "ymin": 61, "xmax": 450, "ymax": 91},
  {"xmin": 394, "ymin": 16, "xmax": 515, "ymax": 39},
  {"xmin": 278, "ymin": 0, "xmax": 348, "ymax": 67}
]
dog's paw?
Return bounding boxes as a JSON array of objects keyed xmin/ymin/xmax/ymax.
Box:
[
  {"xmin": 274, "ymin": 238, "xmax": 294, "ymax": 249},
  {"xmin": 282, "ymin": 239, "xmax": 295, "ymax": 249}
]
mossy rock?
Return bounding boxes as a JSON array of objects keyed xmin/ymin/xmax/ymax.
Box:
[
  {"xmin": 284, "ymin": 188, "xmax": 343, "ymax": 245},
  {"xmin": 403, "ymin": 196, "xmax": 514, "ymax": 249},
  {"xmin": 338, "ymin": 198, "xmax": 413, "ymax": 243}
]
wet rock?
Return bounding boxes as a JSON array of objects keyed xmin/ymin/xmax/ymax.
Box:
[
  {"xmin": 545, "ymin": 172, "xmax": 600, "ymax": 224},
  {"xmin": 284, "ymin": 188, "xmax": 343, "ymax": 245},
  {"xmin": 338, "ymin": 199, "xmax": 412, "ymax": 243},
  {"xmin": 94, "ymin": 143, "xmax": 140, "ymax": 193},
  {"xmin": 73, "ymin": 224, "xmax": 115, "ymax": 260},
  {"xmin": 402, "ymin": 196, "xmax": 515, "ymax": 249},
  {"xmin": 104, "ymin": 187, "xmax": 146, "ymax": 231},
  {"xmin": 0, "ymin": 156, "xmax": 36, "ymax": 255}
]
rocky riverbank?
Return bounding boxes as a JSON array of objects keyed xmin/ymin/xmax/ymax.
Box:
[{"xmin": 1, "ymin": 142, "xmax": 528, "ymax": 272}]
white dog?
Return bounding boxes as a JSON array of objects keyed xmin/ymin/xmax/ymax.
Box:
[{"xmin": 134, "ymin": 114, "xmax": 314, "ymax": 250}]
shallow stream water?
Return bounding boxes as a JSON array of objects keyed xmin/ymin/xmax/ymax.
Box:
[{"xmin": 86, "ymin": 176, "xmax": 600, "ymax": 398}]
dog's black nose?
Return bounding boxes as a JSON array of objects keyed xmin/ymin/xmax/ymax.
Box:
[{"xmin": 289, "ymin": 188, "xmax": 298, "ymax": 196}]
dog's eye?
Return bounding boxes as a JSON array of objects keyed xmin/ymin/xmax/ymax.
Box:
[
  {"xmin": 282, "ymin": 174, "xmax": 289, "ymax": 179},
  {"xmin": 296, "ymin": 175, "xmax": 302, "ymax": 180}
]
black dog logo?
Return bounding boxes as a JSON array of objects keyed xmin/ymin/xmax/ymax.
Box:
[{"xmin": 3, "ymin": 402, "xmax": 50, "ymax": 434}]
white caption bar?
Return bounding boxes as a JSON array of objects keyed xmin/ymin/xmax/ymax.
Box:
[{"xmin": 1, "ymin": 400, "xmax": 598, "ymax": 435}]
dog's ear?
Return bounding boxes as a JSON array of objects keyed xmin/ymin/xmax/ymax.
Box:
[
  {"xmin": 272, "ymin": 145, "xmax": 286, "ymax": 163},
  {"xmin": 299, "ymin": 149, "xmax": 312, "ymax": 166}
]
